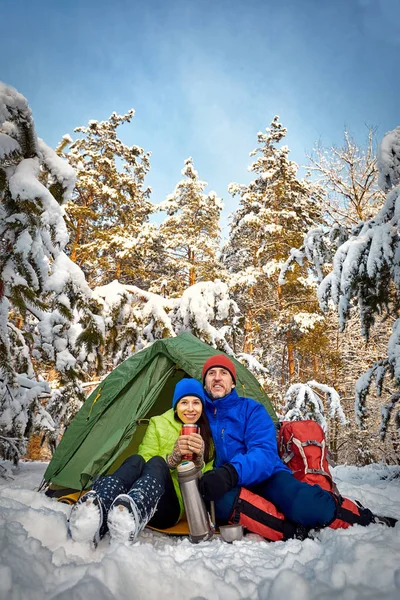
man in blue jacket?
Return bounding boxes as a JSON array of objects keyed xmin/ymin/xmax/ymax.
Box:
[{"xmin": 198, "ymin": 355, "xmax": 337, "ymax": 530}]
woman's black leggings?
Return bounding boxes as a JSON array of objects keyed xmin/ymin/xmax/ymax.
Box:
[{"xmin": 110, "ymin": 455, "xmax": 181, "ymax": 529}]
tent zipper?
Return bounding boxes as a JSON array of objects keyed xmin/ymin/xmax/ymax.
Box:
[{"xmin": 86, "ymin": 387, "xmax": 103, "ymax": 421}]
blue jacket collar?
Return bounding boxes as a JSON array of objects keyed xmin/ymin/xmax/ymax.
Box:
[{"xmin": 205, "ymin": 387, "xmax": 241, "ymax": 409}]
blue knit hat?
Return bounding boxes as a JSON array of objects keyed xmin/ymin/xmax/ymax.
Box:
[{"xmin": 172, "ymin": 378, "xmax": 205, "ymax": 409}]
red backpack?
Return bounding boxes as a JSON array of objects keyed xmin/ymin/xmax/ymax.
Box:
[
  {"xmin": 277, "ymin": 420, "xmax": 381, "ymax": 531},
  {"xmin": 278, "ymin": 420, "xmax": 334, "ymax": 492}
]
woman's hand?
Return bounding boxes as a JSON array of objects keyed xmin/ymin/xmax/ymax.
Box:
[
  {"xmin": 187, "ymin": 432, "xmax": 204, "ymax": 456},
  {"xmin": 190, "ymin": 433, "xmax": 205, "ymax": 468},
  {"xmin": 166, "ymin": 433, "xmax": 205, "ymax": 469},
  {"xmin": 175, "ymin": 433, "xmax": 204, "ymax": 456}
]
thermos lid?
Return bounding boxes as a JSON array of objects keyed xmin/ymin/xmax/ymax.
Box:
[
  {"xmin": 177, "ymin": 461, "xmax": 195, "ymax": 473},
  {"xmin": 177, "ymin": 460, "xmax": 202, "ymax": 483}
]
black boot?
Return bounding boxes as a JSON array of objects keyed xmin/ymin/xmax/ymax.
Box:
[
  {"xmin": 373, "ymin": 514, "xmax": 398, "ymax": 527},
  {"xmin": 108, "ymin": 474, "xmax": 164, "ymax": 543}
]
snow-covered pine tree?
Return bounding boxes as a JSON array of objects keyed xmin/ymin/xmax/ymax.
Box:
[
  {"xmin": 224, "ymin": 116, "xmax": 327, "ymax": 400},
  {"xmin": 92, "ymin": 280, "xmax": 175, "ymax": 366},
  {"xmin": 283, "ymin": 126, "xmax": 400, "ymax": 441},
  {"xmin": 171, "ymin": 280, "xmax": 240, "ymax": 354},
  {"xmin": 0, "ymin": 83, "xmax": 103, "ymax": 461},
  {"xmin": 59, "ymin": 111, "xmax": 157, "ymax": 288},
  {"xmin": 92, "ymin": 279, "xmax": 239, "ymax": 365},
  {"xmin": 156, "ymin": 158, "xmax": 225, "ymax": 295}
]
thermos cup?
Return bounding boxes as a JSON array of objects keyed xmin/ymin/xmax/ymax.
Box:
[
  {"xmin": 180, "ymin": 423, "xmax": 199, "ymax": 461},
  {"xmin": 177, "ymin": 461, "xmax": 214, "ymax": 543}
]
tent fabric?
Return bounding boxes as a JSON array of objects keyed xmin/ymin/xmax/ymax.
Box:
[{"xmin": 44, "ymin": 333, "xmax": 277, "ymax": 491}]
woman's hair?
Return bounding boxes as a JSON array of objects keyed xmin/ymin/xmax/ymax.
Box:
[
  {"xmin": 196, "ymin": 411, "xmax": 215, "ymax": 464},
  {"xmin": 174, "ymin": 408, "xmax": 215, "ymax": 464}
]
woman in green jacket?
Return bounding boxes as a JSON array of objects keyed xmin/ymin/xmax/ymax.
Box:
[{"xmin": 69, "ymin": 378, "xmax": 213, "ymax": 545}]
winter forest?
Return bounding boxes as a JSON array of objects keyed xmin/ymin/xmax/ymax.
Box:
[{"xmin": 1, "ymin": 81, "xmax": 400, "ymax": 468}]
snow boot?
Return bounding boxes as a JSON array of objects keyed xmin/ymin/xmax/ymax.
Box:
[
  {"xmin": 92, "ymin": 473, "xmax": 128, "ymax": 512},
  {"xmin": 68, "ymin": 474, "xmax": 127, "ymax": 545},
  {"xmin": 108, "ymin": 474, "xmax": 163, "ymax": 543},
  {"xmin": 373, "ymin": 514, "xmax": 398, "ymax": 527},
  {"xmin": 68, "ymin": 491, "xmax": 106, "ymax": 546},
  {"xmin": 328, "ymin": 495, "xmax": 375, "ymax": 530},
  {"xmin": 107, "ymin": 494, "xmax": 143, "ymax": 543}
]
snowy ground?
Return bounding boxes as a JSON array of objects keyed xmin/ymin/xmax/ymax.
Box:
[{"xmin": 0, "ymin": 461, "xmax": 399, "ymax": 600}]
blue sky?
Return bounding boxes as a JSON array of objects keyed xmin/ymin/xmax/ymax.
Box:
[{"xmin": 1, "ymin": 0, "xmax": 399, "ymax": 239}]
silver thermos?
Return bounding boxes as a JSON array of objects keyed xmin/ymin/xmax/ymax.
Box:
[{"xmin": 177, "ymin": 461, "xmax": 214, "ymax": 543}]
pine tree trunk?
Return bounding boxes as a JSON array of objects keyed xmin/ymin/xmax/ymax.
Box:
[
  {"xmin": 281, "ymin": 348, "xmax": 286, "ymax": 386},
  {"xmin": 115, "ymin": 261, "xmax": 121, "ymax": 281},
  {"xmin": 188, "ymin": 248, "xmax": 196, "ymax": 286},
  {"xmin": 70, "ymin": 216, "xmax": 82, "ymax": 263},
  {"xmin": 243, "ymin": 310, "xmax": 254, "ymax": 354},
  {"xmin": 298, "ymin": 357, "xmax": 306, "ymax": 381},
  {"xmin": 70, "ymin": 192, "xmax": 93, "ymax": 264},
  {"xmin": 287, "ymin": 338, "xmax": 295, "ymax": 381},
  {"xmin": 312, "ymin": 354, "xmax": 319, "ymax": 379},
  {"xmin": 277, "ymin": 281, "xmax": 295, "ymax": 381},
  {"xmin": 243, "ymin": 287, "xmax": 254, "ymax": 353}
]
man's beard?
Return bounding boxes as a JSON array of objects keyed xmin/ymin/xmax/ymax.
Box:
[{"xmin": 207, "ymin": 388, "xmax": 228, "ymax": 400}]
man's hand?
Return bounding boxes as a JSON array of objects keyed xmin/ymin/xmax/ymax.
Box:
[{"xmin": 199, "ymin": 464, "xmax": 238, "ymax": 501}]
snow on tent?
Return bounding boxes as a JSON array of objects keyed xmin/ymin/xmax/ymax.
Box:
[{"xmin": 43, "ymin": 332, "xmax": 276, "ymax": 498}]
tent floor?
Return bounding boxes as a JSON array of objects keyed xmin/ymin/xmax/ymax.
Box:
[{"xmin": 146, "ymin": 518, "xmax": 190, "ymax": 535}]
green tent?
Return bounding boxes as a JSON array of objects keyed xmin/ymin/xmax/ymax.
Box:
[{"xmin": 44, "ymin": 333, "xmax": 277, "ymax": 493}]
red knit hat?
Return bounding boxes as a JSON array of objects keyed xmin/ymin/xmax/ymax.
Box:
[{"xmin": 202, "ymin": 355, "xmax": 236, "ymax": 383}]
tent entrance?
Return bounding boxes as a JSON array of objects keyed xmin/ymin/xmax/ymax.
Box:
[{"xmin": 107, "ymin": 367, "xmax": 187, "ymax": 474}]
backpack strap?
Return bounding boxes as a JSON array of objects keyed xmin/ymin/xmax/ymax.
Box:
[
  {"xmin": 290, "ymin": 437, "xmax": 332, "ymax": 481},
  {"xmin": 279, "ymin": 432, "xmax": 294, "ymax": 463}
]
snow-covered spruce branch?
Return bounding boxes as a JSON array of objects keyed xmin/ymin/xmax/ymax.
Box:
[
  {"xmin": 381, "ymin": 392, "xmax": 400, "ymax": 440},
  {"xmin": 355, "ymin": 356, "xmax": 400, "ymax": 439},
  {"xmin": 282, "ymin": 381, "xmax": 347, "ymax": 432},
  {"xmin": 0, "ymin": 435, "xmax": 23, "ymax": 464}
]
